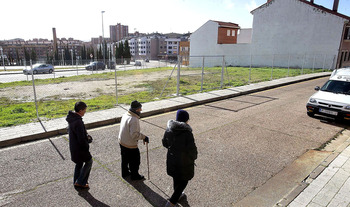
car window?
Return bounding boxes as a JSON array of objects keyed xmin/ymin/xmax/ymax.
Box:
[{"xmin": 321, "ymin": 80, "xmax": 350, "ymax": 94}]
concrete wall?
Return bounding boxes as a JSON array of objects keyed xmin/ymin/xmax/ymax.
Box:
[
  {"xmin": 189, "ymin": 0, "xmax": 347, "ymax": 68},
  {"xmin": 237, "ymin": 28, "xmax": 252, "ymax": 44},
  {"xmin": 250, "ymin": 0, "xmax": 344, "ymax": 67},
  {"xmin": 189, "ymin": 20, "xmax": 251, "ymax": 67}
]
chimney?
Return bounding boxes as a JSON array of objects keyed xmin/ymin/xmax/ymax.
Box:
[
  {"xmin": 52, "ymin": 28, "xmax": 57, "ymax": 54},
  {"xmin": 310, "ymin": 0, "xmax": 314, "ymax": 3},
  {"xmin": 333, "ymin": 0, "xmax": 339, "ymax": 12}
]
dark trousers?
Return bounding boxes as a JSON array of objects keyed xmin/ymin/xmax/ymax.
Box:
[
  {"xmin": 74, "ymin": 158, "xmax": 93, "ymax": 185},
  {"xmin": 120, "ymin": 144, "xmax": 141, "ymax": 177},
  {"xmin": 169, "ymin": 178, "xmax": 188, "ymax": 204}
]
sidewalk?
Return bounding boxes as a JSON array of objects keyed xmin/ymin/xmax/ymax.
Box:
[{"xmin": 277, "ymin": 130, "xmax": 350, "ymax": 207}]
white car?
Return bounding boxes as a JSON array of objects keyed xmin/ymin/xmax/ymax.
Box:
[
  {"xmin": 306, "ymin": 68, "xmax": 350, "ymax": 121},
  {"xmin": 23, "ymin": 64, "xmax": 54, "ymax": 75}
]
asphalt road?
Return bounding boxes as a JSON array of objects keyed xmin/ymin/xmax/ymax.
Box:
[
  {"xmin": 0, "ymin": 61, "xmax": 173, "ymax": 83},
  {"xmin": 0, "ymin": 77, "xmax": 347, "ymax": 207}
]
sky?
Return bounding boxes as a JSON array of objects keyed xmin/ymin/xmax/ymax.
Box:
[{"xmin": 1, "ymin": 0, "xmax": 350, "ymax": 42}]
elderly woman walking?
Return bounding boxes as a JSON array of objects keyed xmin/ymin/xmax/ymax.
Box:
[{"xmin": 162, "ymin": 109, "xmax": 198, "ymax": 207}]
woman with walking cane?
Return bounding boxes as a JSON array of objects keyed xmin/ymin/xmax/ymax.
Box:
[{"xmin": 162, "ymin": 109, "xmax": 198, "ymax": 207}]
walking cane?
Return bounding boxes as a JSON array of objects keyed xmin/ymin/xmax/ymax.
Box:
[{"xmin": 146, "ymin": 142, "xmax": 150, "ymax": 180}]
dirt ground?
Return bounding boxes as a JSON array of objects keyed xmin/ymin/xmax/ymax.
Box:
[{"xmin": 1, "ymin": 70, "xmax": 197, "ymax": 101}]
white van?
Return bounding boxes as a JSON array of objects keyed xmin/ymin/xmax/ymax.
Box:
[{"xmin": 306, "ymin": 68, "xmax": 350, "ymax": 121}]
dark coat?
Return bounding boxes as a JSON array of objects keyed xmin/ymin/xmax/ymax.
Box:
[
  {"xmin": 66, "ymin": 111, "xmax": 92, "ymax": 163},
  {"xmin": 162, "ymin": 120, "xmax": 198, "ymax": 180}
]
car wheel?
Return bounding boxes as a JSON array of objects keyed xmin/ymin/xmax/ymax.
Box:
[
  {"xmin": 307, "ymin": 112, "xmax": 314, "ymax": 117},
  {"xmin": 33, "ymin": 70, "xmax": 38, "ymax": 74},
  {"xmin": 49, "ymin": 69, "xmax": 53, "ymax": 73}
]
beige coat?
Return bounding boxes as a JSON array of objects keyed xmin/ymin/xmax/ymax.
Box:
[{"xmin": 118, "ymin": 111, "xmax": 145, "ymax": 148}]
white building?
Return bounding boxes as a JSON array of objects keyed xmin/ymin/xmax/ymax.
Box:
[
  {"xmin": 127, "ymin": 35, "xmax": 185, "ymax": 60},
  {"xmin": 165, "ymin": 38, "xmax": 181, "ymax": 56},
  {"xmin": 189, "ymin": 0, "xmax": 350, "ymax": 68}
]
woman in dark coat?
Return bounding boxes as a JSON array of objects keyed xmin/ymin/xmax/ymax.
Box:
[
  {"xmin": 162, "ymin": 109, "xmax": 198, "ymax": 206},
  {"xmin": 66, "ymin": 101, "xmax": 93, "ymax": 188}
]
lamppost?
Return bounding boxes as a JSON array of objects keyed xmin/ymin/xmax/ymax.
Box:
[
  {"xmin": 101, "ymin": 11, "xmax": 105, "ymax": 67},
  {"xmin": 0, "ymin": 47, "xmax": 5, "ymax": 71}
]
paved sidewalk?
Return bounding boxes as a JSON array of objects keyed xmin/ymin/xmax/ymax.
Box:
[
  {"xmin": 0, "ymin": 72, "xmax": 331, "ymax": 148},
  {"xmin": 288, "ymin": 140, "xmax": 350, "ymax": 207},
  {"xmin": 276, "ymin": 131, "xmax": 350, "ymax": 207}
]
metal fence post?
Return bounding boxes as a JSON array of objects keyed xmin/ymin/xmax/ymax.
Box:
[
  {"xmin": 301, "ymin": 54, "xmax": 305, "ymax": 75},
  {"xmin": 76, "ymin": 57, "xmax": 79, "ymax": 76},
  {"xmin": 249, "ymin": 54, "xmax": 252, "ymax": 83},
  {"xmin": 30, "ymin": 59, "xmax": 40, "ymax": 121},
  {"xmin": 312, "ymin": 55, "xmax": 315, "ymax": 72},
  {"xmin": 287, "ymin": 55, "xmax": 291, "ymax": 77},
  {"xmin": 322, "ymin": 54, "xmax": 326, "ymax": 71},
  {"xmin": 115, "ymin": 67, "xmax": 118, "ymax": 105},
  {"xmin": 271, "ymin": 54, "xmax": 274, "ymax": 80},
  {"xmin": 221, "ymin": 56, "xmax": 224, "ymax": 88},
  {"xmin": 201, "ymin": 57, "xmax": 204, "ymax": 92},
  {"xmin": 176, "ymin": 56, "xmax": 181, "ymax": 96}
]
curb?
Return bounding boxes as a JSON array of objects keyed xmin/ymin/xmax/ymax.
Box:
[{"xmin": 276, "ymin": 131, "xmax": 350, "ymax": 206}]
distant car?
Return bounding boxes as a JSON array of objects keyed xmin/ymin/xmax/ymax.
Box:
[
  {"xmin": 107, "ymin": 61, "xmax": 116, "ymax": 69},
  {"xmin": 145, "ymin": 58, "xmax": 149, "ymax": 62},
  {"xmin": 23, "ymin": 64, "xmax": 54, "ymax": 75},
  {"xmin": 85, "ymin": 61, "xmax": 105, "ymax": 70},
  {"xmin": 134, "ymin": 61, "xmax": 141, "ymax": 66}
]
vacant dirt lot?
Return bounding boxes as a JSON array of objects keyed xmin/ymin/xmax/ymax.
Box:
[{"xmin": 1, "ymin": 70, "xmax": 197, "ymax": 101}]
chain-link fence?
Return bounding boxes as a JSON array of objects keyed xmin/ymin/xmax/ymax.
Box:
[{"xmin": 0, "ymin": 54, "xmax": 334, "ymax": 128}]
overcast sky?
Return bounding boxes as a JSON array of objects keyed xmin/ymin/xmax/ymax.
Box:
[{"xmin": 1, "ymin": 0, "xmax": 349, "ymax": 41}]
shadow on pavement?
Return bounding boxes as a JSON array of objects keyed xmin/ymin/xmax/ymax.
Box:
[
  {"xmin": 126, "ymin": 178, "xmax": 168, "ymax": 207},
  {"xmin": 311, "ymin": 115, "xmax": 350, "ymax": 128},
  {"xmin": 77, "ymin": 189, "xmax": 111, "ymax": 207}
]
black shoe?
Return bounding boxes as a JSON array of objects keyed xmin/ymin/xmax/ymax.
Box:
[
  {"xmin": 131, "ymin": 174, "xmax": 145, "ymax": 180},
  {"xmin": 122, "ymin": 171, "xmax": 131, "ymax": 178}
]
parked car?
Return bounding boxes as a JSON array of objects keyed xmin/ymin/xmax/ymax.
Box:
[
  {"xmin": 134, "ymin": 61, "xmax": 141, "ymax": 66},
  {"xmin": 145, "ymin": 58, "xmax": 149, "ymax": 62},
  {"xmin": 23, "ymin": 64, "xmax": 54, "ymax": 75},
  {"xmin": 306, "ymin": 68, "xmax": 350, "ymax": 121},
  {"xmin": 107, "ymin": 61, "xmax": 116, "ymax": 69},
  {"xmin": 85, "ymin": 61, "xmax": 105, "ymax": 70}
]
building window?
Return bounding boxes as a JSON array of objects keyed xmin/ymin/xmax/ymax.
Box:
[
  {"xmin": 227, "ymin": 30, "xmax": 230, "ymax": 36},
  {"xmin": 345, "ymin": 27, "xmax": 350, "ymax": 40},
  {"xmin": 344, "ymin": 52, "xmax": 348, "ymax": 61},
  {"xmin": 232, "ymin": 30, "xmax": 235, "ymax": 36}
]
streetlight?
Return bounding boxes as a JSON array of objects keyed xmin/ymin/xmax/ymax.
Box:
[
  {"xmin": 0, "ymin": 47, "xmax": 5, "ymax": 71},
  {"xmin": 101, "ymin": 11, "xmax": 105, "ymax": 68}
]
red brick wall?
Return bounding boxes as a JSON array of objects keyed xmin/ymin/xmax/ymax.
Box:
[{"xmin": 217, "ymin": 27, "xmax": 238, "ymax": 44}]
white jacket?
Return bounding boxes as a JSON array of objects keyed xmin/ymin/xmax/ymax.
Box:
[{"xmin": 118, "ymin": 111, "xmax": 145, "ymax": 148}]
